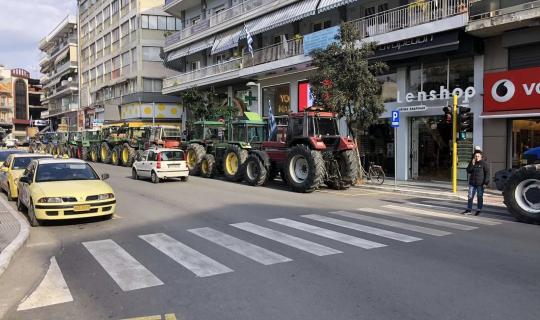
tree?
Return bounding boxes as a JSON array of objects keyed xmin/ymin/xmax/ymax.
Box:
[{"xmin": 308, "ymin": 23, "xmax": 387, "ymax": 139}]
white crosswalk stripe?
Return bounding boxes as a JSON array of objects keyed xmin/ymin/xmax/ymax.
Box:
[
  {"xmin": 269, "ymin": 218, "xmax": 386, "ymax": 249},
  {"xmin": 422, "ymin": 200, "xmax": 509, "ymax": 215},
  {"xmin": 139, "ymin": 233, "xmax": 233, "ymax": 277},
  {"xmin": 358, "ymin": 207, "xmax": 478, "ymax": 231},
  {"xmin": 83, "ymin": 239, "xmax": 164, "ymax": 291},
  {"xmin": 231, "ymin": 222, "xmax": 342, "ymax": 256},
  {"xmin": 330, "ymin": 211, "xmax": 451, "ymax": 236},
  {"xmin": 303, "ymin": 214, "xmax": 422, "ymax": 243},
  {"xmin": 384, "ymin": 205, "xmax": 501, "ymax": 226},
  {"xmin": 188, "ymin": 227, "xmax": 292, "ymax": 265}
]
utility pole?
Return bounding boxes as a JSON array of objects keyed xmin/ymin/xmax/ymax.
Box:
[{"xmin": 452, "ymin": 94, "xmax": 458, "ymax": 193}]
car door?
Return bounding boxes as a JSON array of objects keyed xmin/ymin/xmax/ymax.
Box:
[
  {"xmin": 138, "ymin": 150, "xmax": 150, "ymax": 177},
  {"xmin": 19, "ymin": 163, "xmax": 35, "ymax": 207},
  {"xmin": 0, "ymin": 156, "xmax": 12, "ymax": 190},
  {"xmin": 146, "ymin": 151, "xmax": 156, "ymax": 175}
]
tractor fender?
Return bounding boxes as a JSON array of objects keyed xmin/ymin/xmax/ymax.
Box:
[
  {"xmin": 249, "ymin": 150, "xmax": 271, "ymax": 168},
  {"xmin": 338, "ymin": 137, "xmax": 356, "ymax": 151}
]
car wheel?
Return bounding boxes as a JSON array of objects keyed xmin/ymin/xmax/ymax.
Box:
[
  {"xmin": 180, "ymin": 176, "xmax": 189, "ymax": 182},
  {"xmin": 102, "ymin": 214, "xmax": 113, "ymax": 221},
  {"xmin": 16, "ymin": 196, "xmax": 25, "ymax": 212},
  {"xmin": 132, "ymin": 168, "xmax": 138, "ymax": 180},
  {"xmin": 28, "ymin": 201, "xmax": 40, "ymax": 227},
  {"xmin": 151, "ymin": 171, "xmax": 159, "ymax": 184}
]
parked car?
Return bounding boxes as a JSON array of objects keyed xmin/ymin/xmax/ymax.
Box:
[
  {"xmin": 0, "ymin": 153, "xmax": 53, "ymax": 200},
  {"xmin": 17, "ymin": 158, "xmax": 115, "ymax": 226},
  {"xmin": 0, "ymin": 149, "xmax": 27, "ymax": 167},
  {"xmin": 132, "ymin": 148, "xmax": 188, "ymax": 183},
  {"xmin": 4, "ymin": 138, "xmax": 19, "ymax": 148}
]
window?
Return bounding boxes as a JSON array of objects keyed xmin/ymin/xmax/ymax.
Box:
[
  {"xmin": 313, "ymin": 20, "xmax": 331, "ymax": 32},
  {"xmin": 142, "ymin": 46, "xmax": 162, "ymax": 62},
  {"xmin": 148, "ymin": 15, "xmax": 158, "ymax": 29},
  {"xmin": 141, "ymin": 15, "xmax": 149, "ymax": 28},
  {"xmin": 158, "ymin": 16, "xmax": 167, "ymax": 30},
  {"xmin": 142, "ymin": 78, "xmax": 163, "ymax": 92},
  {"xmin": 141, "ymin": 15, "xmax": 181, "ymax": 31},
  {"xmin": 213, "ymin": 4, "xmax": 226, "ymax": 15},
  {"xmin": 131, "ymin": 47, "xmax": 138, "ymax": 69},
  {"xmin": 15, "ymin": 79, "xmax": 27, "ymax": 120},
  {"xmin": 130, "ymin": 17, "xmax": 137, "ymax": 31},
  {"xmin": 112, "ymin": 28, "xmax": 120, "ymax": 42},
  {"xmin": 422, "ymin": 60, "xmax": 448, "ymax": 94},
  {"xmin": 263, "ymin": 84, "xmax": 290, "ymax": 116},
  {"xmin": 148, "ymin": 151, "xmax": 157, "ymax": 161},
  {"xmin": 378, "ymin": 3, "xmax": 389, "ymax": 12},
  {"xmin": 191, "ymin": 15, "xmax": 201, "ymax": 25},
  {"xmin": 103, "ymin": 6, "xmax": 110, "ymax": 25},
  {"xmin": 121, "ymin": 0, "xmax": 129, "ymax": 8},
  {"xmin": 190, "ymin": 60, "xmax": 200, "ymax": 71},
  {"xmin": 111, "ymin": 0, "xmax": 119, "ymax": 14},
  {"xmin": 449, "ymin": 57, "xmax": 474, "ymax": 90},
  {"xmin": 103, "ymin": 33, "xmax": 111, "ymax": 54},
  {"xmin": 112, "ymin": 56, "xmax": 121, "ymax": 79},
  {"xmin": 35, "ymin": 163, "xmax": 99, "ymax": 182},
  {"xmin": 121, "ymin": 21, "xmax": 129, "ymax": 37},
  {"xmin": 166, "ymin": 17, "xmax": 176, "ymax": 31},
  {"xmin": 377, "ymin": 70, "xmax": 397, "ymax": 103},
  {"xmin": 364, "ymin": 7, "xmax": 376, "ymax": 16}
]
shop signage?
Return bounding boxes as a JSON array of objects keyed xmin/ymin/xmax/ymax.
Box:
[
  {"xmin": 397, "ymin": 105, "xmax": 427, "ymax": 112},
  {"xmin": 303, "ymin": 26, "xmax": 340, "ymax": 55},
  {"xmin": 397, "ymin": 86, "xmax": 476, "ymax": 103},
  {"xmin": 484, "ymin": 66, "xmax": 540, "ymax": 112},
  {"xmin": 372, "ymin": 31, "xmax": 461, "ymax": 61},
  {"xmin": 391, "ymin": 110, "xmax": 400, "ymax": 127}
]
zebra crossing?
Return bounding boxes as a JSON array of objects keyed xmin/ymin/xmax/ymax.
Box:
[{"xmin": 17, "ymin": 202, "xmax": 506, "ymax": 312}]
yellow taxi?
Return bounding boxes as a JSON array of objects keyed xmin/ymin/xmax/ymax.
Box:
[
  {"xmin": 0, "ymin": 149, "xmax": 27, "ymax": 167},
  {"xmin": 0, "ymin": 153, "xmax": 53, "ymax": 200},
  {"xmin": 17, "ymin": 158, "xmax": 116, "ymax": 226}
]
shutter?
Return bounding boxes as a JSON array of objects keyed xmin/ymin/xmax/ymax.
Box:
[{"xmin": 509, "ymin": 42, "xmax": 540, "ymax": 70}]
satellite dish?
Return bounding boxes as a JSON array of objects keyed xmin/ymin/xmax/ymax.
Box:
[{"xmin": 68, "ymin": 77, "xmax": 73, "ymax": 82}]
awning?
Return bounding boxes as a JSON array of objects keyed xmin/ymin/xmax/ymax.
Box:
[
  {"xmin": 211, "ymin": 26, "xmax": 244, "ymax": 55},
  {"xmin": 167, "ymin": 36, "xmax": 215, "ymax": 62},
  {"xmin": 244, "ymin": 0, "xmax": 319, "ymax": 37},
  {"xmin": 317, "ymin": 0, "xmax": 358, "ymax": 13},
  {"xmin": 54, "ymin": 48, "xmax": 69, "ymax": 65},
  {"xmin": 480, "ymin": 110, "xmax": 540, "ymax": 119}
]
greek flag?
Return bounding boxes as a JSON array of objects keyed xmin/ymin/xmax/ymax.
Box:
[
  {"xmin": 268, "ymin": 100, "xmax": 277, "ymax": 140},
  {"xmin": 244, "ymin": 24, "xmax": 254, "ymax": 58}
]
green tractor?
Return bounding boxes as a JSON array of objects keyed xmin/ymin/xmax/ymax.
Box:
[
  {"xmin": 119, "ymin": 125, "xmax": 182, "ymax": 167},
  {"xmin": 66, "ymin": 131, "xmax": 82, "ymax": 158},
  {"xmin": 87, "ymin": 130, "xmax": 104, "ymax": 162},
  {"xmin": 100, "ymin": 125, "xmax": 144, "ymax": 166},
  {"xmin": 186, "ymin": 112, "xmax": 267, "ymax": 181},
  {"xmin": 185, "ymin": 121, "xmax": 227, "ymax": 176}
]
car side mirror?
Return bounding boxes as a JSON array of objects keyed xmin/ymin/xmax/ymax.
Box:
[
  {"xmin": 101, "ymin": 173, "xmax": 110, "ymax": 180},
  {"xmin": 19, "ymin": 176, "xmax": 30, "ymax": 184}
]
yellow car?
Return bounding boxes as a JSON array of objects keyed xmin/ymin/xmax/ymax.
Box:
[
  {"xmin": 17, "ymin": 158, "xmax": 116, "ymax": 227},
  {"xmin": 0, "ymin": 154, "xmax": 53, "ymax": 200},
  {"xmin": 0, "ymin": 149, "xmax": 27, "ymax": 167}
]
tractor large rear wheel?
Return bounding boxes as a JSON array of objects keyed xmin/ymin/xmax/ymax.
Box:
[
  {"xmin": 200, "ymin": 154, "xmax": 215, "ymax": 178},
  {"xmin": 121, "ymin": 143, "xmax": 136, "ymax": 167},
  {"xmin": 244, "ymin": 154, "xmax": 268, "ymax": 186},
  {"xmin": 101, "ymin": 143, "xmax": 112, "ymax": 164},
  {"xmin": 285, "ymin": 145, "xmax": 325, "ymax": 193},
  {"xmin": 186, "ymin": 144, "xmax": 206, "ymax": 176},
  {"xmin": 90, "ymin": 145, "xmax": 100, "ymax": 162},
  {"xmin": 81, "ymin": 147, "xmax": 90, "ymax": 161},
  {"xmin": 327, "ymin": 150, "xmax": 359, "ymax": 190},
  {"xmin": 111, "ymin": 146, "xmax": 121, "ymax": 166},
  {"xmin": 503, "ymin": 164, "xmax": 540, "ymax": 224},
  {"xmin": 223, "ymin": 145, "xmax": 248, "ymax": 182}
]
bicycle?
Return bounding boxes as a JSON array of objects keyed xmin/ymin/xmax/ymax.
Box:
[{"xmin": 360, "ymin": 161, "xmax": 386, "ymax": 185}]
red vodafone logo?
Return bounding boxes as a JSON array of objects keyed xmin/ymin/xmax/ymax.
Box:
[{"xmin": 484, "ymin": 67, "xmax": 540, "ymax": 112}]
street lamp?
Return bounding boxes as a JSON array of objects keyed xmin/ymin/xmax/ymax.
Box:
[{"xmin": 246, "ymin": 81, "xmax": 261, "ymax": 114}]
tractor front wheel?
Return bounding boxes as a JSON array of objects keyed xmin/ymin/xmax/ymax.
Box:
[
  {"xmin": 111, "ymin": 146, "xmax": 121, "ymax": 166},
  {"xmin": 285, "ymin": 145, "xmax": 325, "ymax": 193},
  {"xmin": 503, "ymin": 164, "xmax": 540, "ymax": 223},
  {"xmin": 186, "ymin": 144, "xmax": 206, "ymax": 176},
  {"xmin": 101, "ymin": 143, "xmax": 112, "ymax": 164},
  {"xmin": 91, "ymin": 145, "xmax": 100, "ymax": 162},
  {"xmin": 200, "ymin": 154, "xmax": 215, "ymax": 178},
  {"xmin": 121, "ymin": 143, "xmax": 136, "ymax": 167},
  {"xmin": 81, "ymin": 147, "xmax": 90, "ymax": 161},
  {"xmin": 244, "ymin": 154, "xmax": 268, "ymax": 186},
  {"xmin": 223, "ymin": 145, "xmax": 248, "ymax": 182}
]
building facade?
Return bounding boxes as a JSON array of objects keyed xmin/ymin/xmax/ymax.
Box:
[
  {"xmin": 0, "ymin": 66, "xmax": 44, "ymax": 140},
  {"xmin": 78, "ymin": 0, "xmax": 184, "ymax": 129},
  {"xmin": 39, "ymin": 15, "xmax": 79, "ymax": 132},
  {"xmin": 467, "ymin": 0, "xmax": 540, "ymax": 177}
]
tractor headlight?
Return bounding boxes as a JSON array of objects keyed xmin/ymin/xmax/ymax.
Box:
[
  {"xmin": 97, "ymin": 193, "xmax": 114, "ymax": 200},
  {"xmin": 38, "ymin": 197, "xmax": 63, "ymax": 203}
]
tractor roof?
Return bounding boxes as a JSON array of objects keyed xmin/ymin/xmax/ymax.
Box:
[
  {"xmin": 233, "ymin": 112, "xmax": 265, "ymax": 125},
  {"xmin": 193, "ymin": 120, "xmax": 224, "ymax": 126}
]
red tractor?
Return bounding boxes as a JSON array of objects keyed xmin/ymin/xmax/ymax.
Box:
[{"xmin": 243, "ymin": 108, "xmax": 359, "ymax": 193}]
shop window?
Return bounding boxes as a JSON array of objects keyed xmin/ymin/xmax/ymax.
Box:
[
  {"xmin": 262, "ymin": 84, "xmax": 290, "ymax": 116},
  {"xmin": 408, "ymin": 65, "xmax": 422, "ymax": 95},
  {"xmin": 422, "ymin": 60, "xmax": 448, "ymax": 94},
  {"xmin": 512, "ymin": 119, "xmax": 540, "ymax": 167},
  {"xmin": 377, "ymin": 71, "xmax": 397, "ymax": 103},
  {"xmin": 449, "ymin": 57, "xmax": 474, "ymax": 90}
]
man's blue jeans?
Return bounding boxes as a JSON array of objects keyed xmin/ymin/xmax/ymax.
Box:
[{"xmin": 467, "ymin": 185, "xmax": 484, "ymax": 210}]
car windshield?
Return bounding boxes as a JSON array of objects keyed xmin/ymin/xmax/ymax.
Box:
[
  {"xmin": 35, "ymin": 163, "xmax": 99, "ymax": 182},
  {"xmin": 0, "ymin": 151, "xmax": 26, "ymax": 161},
  {"xmin": 13, "ymin": 157, "xmax": 50, "ymax": 170},
  {"xmin": 160, "ymin": 151, "xmax": 184, "ymax": 161}
]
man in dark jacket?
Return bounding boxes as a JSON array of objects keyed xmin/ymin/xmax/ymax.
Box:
[{"xmin": 463, "ymin": 151, "xmax": 490, "ymax": 215}]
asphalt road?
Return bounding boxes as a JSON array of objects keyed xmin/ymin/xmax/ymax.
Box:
[{"xmin": 0, "ymin": 163, "xmax": 539, "ymax": 320}]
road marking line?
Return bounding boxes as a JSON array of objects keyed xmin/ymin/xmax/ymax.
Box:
[
  {"xmin": 189, "ymin": 227, "xmax": 292, "ymax": 265},
  {"xmin": 303, "ymin": 214, "xmax": 422, "ymax": 243},
  {"xmin": 139, "ymin": 233, "xmax": 233, "ymax": 277},
  {"xmin": 83, "ymin": 239, "xmax": 163, "ymax": 291},
  {"xmin": 404, "ymin": 202, "xmax": 510, "ymax": 222},
  {"xmin": 330, "ymin": 211, "xmax": 451, "ymax": 236},
  {"xmin": 231, "ymin": 222, "xmax": 342, "ymax": 256},
  {"xmin": 163, "ymin": 314, "xmax": 178, "ymax": 320},
  {"xmin": 422, "ymin": 200, "xmax": 510, "ymax": 215},
  {"xmin": 384, "ymin": 205, "xmax": 500, "ymax": 226},
  {"xmin": 17, "ymin": 257, "xmax": 73, "ymax": 311},
  {"xmin": 269, "ymin": 218, "xmax": 386, "ymax": 249},
  {"xmin": 121, "ymin": 314, "xmax": 177, "ymax": 320},
  {"xmin": 358, "ymin": 207, "xmax": 477, "ymax": 231}
]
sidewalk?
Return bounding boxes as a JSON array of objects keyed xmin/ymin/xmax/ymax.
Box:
[
  {"xmin": 0, "ymin": 197, "xmax": 29, "ymax": 277},
  {"xmin": 355, "ymin": 178, "xmax": 505, "ymax": 207}
]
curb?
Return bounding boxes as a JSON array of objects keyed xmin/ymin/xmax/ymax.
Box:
[{"xmin": 0, "ymin": 197, "xmax": 29, "ymax": 277}]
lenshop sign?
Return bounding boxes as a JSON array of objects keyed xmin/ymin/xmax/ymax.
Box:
[{"xmin": 397, "ymin": 86, "xmax": 476, "ymax": 103}]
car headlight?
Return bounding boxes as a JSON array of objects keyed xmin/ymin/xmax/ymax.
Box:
[
  {"xmin": 97, "ymin": 193, "xmax": 114, "ymax": 200},
  {"xmin": 37, "ymin": 197, "xmax": 63, "ymax": 203}
]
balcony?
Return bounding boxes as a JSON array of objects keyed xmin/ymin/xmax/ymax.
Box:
[
  {"xmin": 48, "ymin": 103, "xmax": 79, "ymax": 117},
  {"xmin": 164, "ymin": 0, "xmax": 295, "ymax": 51},
  {"xmin": 349, "ymin": 0, "xmax": 469, "ymax": 45},
  {"xmin": 467, "ymin": 0, "xmax": 540, "ymax": 36},
  {"xmin": 164, "ymin": 37, "xmax": 304, "ymax": 93}
]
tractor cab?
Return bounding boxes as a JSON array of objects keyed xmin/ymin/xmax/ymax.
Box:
[
  {"xmin": 191, "ymin": 121, "xmax": 226, "ymax": 143},
  {"xmin": 68, "ymin": 131, "xmax": 82, "ymax": 143},
  {"xmin": 143, "ymin": 126, "xmax": 182, "ymax": 149},
  {"xmin": 82, "ymin": 129, "xmax": 101, "ymax": 142},
  {"xmin": 230, "ymin": 112, "xmax": 267, "ymax": 148}
]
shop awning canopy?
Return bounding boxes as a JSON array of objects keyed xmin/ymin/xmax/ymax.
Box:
[
  {"xmin": 167, "ymin": 36, "xmax": 215, "ymax": 61},
  {"xmin": 211, "ymin": 26, "xmax": 244, "ymax": 55},
  {"xmin": 243, "ymin": 0, "xmax": 319, "ymax": 37},
  {"xmin": 480, "ymin": 110, "xmax": 540, "ymax": 118},
  {"xmin": 54, "ymin": 48, "xmax": 69, "ymax": 65},
  {"xmin": 317, "ymin": 0, "xmax": 358, "ymax": 13}
]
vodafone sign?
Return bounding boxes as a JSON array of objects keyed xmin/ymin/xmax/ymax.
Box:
[{"xmin": 484, "ymin": 67, "xmax": 540, "ymax": 112}]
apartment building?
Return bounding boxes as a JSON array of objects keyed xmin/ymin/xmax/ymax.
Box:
[
  {"xmin": 161, "ymin": 0, "xmax": 483, "ymax": 182},
  {"xmin": 78, "ymin": 0, "xmax": 183, "ymax": 129},
  {"xmin": 0, "ymin": 66, "xmax": 44, "ymax": 139},
  {"xmin": 466, "ymin": 0, "xmax": 540, "ymax": 175},
  {"xmin": 39, "ymin": 15, "xmax": 79, "ymax": 131}
]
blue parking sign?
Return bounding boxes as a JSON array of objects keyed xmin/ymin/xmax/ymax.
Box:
[{"xmin": 391, "ymin": 110, "xmax": 400, "ymax": 128}]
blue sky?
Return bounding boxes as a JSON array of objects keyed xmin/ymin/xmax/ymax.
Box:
[{"xmin": 0, "ymin": 0, "xmax": 77, "ymax": 78}]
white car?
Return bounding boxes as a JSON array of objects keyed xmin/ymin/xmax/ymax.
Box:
[
  {"xmin": 4, "ymin": 139, "xmax": 19, "ymax": 148},
  {"xmin": 132, "ymin": 148, "xmax": 188, "ymax": 183}
]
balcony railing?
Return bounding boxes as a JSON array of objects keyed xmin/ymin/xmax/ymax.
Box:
[
  {"xmin": 165, "ymin": 0, "xmax": 289, "ymax": 47},
  {"xmin": 164, "ymin": 38, "xmax": 304, "ymax": 89},
  {"xmin": 349, "ymin": 0, "xmax": 469, "ymax": 39},
  {"xmin": 469, "ymin": 0, "xmax": 540, "ymax": 21}
]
